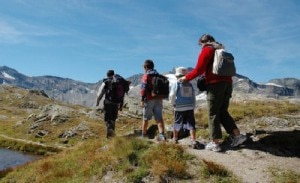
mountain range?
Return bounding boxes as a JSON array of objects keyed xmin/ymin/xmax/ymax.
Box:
[{"xmin": 1, "ymin": 66, "xmax": 299, "ymax": 107}]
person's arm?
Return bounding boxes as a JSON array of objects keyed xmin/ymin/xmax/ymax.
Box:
[
  {"xmin": 140, "ymin": 74, "xmax": 148, "ymax": 103},
  {"xmin": 169, "ymin": 82, "xmax": 177, "ymax": 106},
  {"xmin": 181, "ymin": 46, "xmax": 214, "ymax": 82},
  {"xmin": 96, "ymin": 82, "xmax": 106, "ymax": 106}
]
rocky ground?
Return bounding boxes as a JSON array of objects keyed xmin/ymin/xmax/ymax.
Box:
[
  {"xmin": 186, "ymin": 146, "xmax": 300, "ymax": 183},
  {"xmin": 175, "ymin": 114, "xmax": 300, "ymax": 183}
]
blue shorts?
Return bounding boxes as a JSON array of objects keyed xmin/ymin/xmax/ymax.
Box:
[
  {"xmin": 143, "ymin": 99, "xmax": 163, "ymax": 121},
  {"xmin": 173, "ymin": 110, "xmax": 196, "ymax": 131}
]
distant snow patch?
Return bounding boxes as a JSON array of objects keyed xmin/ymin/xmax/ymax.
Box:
[
  {"xmin": 265, "ymin": 83, "xmax": 284, "ymax": 88},
  {"xmin": 165, "ymin": 73, "xmax": 177, "ymax": 84},
  {"xmin": 257, "ymin": 87, "xmax": 264, "ymax": 91},
  {"xmin": 1, "ymin": 72, "xmax": 15, "ymax": 80}
]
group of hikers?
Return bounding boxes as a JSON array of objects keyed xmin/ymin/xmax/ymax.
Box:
[{"xmin": 96, "ymin": 33, "xmax": 247, "ymax": 152}]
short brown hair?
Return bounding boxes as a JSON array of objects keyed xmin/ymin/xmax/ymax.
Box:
[
  {"xmin": 143, "ymin": 59, "xmax": 154, "ymax": 69},
  {"xmin": 107, "ymin": 70, "xmax": 114, "ymax": 77}
]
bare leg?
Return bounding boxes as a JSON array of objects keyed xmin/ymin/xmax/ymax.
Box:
[
  {"xmin": 142, "ymin": 120, "xmax": 148, "ymax": 135},
  {"xmin": 157, "ymin": 120, "xmax": 165, "ymax": 134},
  {"xmin": 173, "ymin": 130, "xmax": 179, "ymax": 140},
  {"xmin": 190, "ymin": 130, "xmax": 196, "ymax": 141}
]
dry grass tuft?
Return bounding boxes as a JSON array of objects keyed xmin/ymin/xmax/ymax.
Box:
[
  {"xmin": 269, "ymin": 167, "xmax": 300, "ymax": 183},
  {"xmin": 143, "ymin": 143, "xmax": 192, "ymax": 180},
  {"xmin": 0, "ymin": 167, "xmax": 14, "ymax": 179},
  {"xmin": 202, "ymin": 159, "xmax": 230, "ymax": 177}
]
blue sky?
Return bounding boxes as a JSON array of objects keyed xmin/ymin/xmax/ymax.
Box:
[{"xmin": 0, "ymin": 0, "xmax": 299, "ymax": 84}]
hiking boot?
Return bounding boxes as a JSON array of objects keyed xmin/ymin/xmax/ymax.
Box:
[
  {"xmin": 230, "ymin": 134, "xmax": 247, "ymax": 147},
  {"xmin": 205, "ymin": 141, "xmax": 221, "ymax": 152},
  {"xmin": 156, "ymin": 134, "xmax": 167, "ymax": 141},
  {"xmin": 173, "ymin": 138, "xmax": 179, "ymax": 144},
  {"xmin": 106, "ymin": 129, "xmax": 115, "ymax": 138}
]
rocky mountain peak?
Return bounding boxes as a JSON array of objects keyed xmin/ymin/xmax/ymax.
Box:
[{"xmin": 1, "ymin": 66, "xmax": 299, "ymax": 107}]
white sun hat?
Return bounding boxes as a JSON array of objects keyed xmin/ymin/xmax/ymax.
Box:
[{"xmin": 175, "ymin": 67, "xmax": 188, "ymax": 77}]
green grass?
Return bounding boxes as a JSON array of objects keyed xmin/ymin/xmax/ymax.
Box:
[
  {"xmin": 194, "ymin": 100, "xmax": 300, "ymax": 125},
  {"xmin": 0, "ymin": 138, "xmax": 183, "ymax": 182},
  {"xmin": 1, "ymin": 86, "xmax": 299, "ymax": 182},
  {"xmin": 0, "ymin": 136, "xmax": 61, "ymax": 155},
  {"xmin": 229, "ymin": 100, "xmax": 300, "ymax": 122},
  {"xmin": 0, "ymin": 136, "xmax": 241, "ymax": 183},
  {"xmin": 269, "ymin": 167, "xmax": 300, "ymax": 183}
]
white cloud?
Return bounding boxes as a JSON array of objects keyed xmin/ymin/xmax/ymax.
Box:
[
  {"xmin": 0, "ymin": 0, "xmax": 299, "ymax": 83},
  {"xmin": 0, "ymin": 20, "xmax": 23, "ymax": 43}
]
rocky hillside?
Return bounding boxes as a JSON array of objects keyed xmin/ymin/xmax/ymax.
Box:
[
  {"xmin": 0, "ymin": 66, "xmax": 99, "ymax": 107},
  {"xmin": 233, "ymin": 74, "xmax": 299, "ymax": 98},
  {"xmin": 1, "ymin": 66, "xmax": 299, "ymax": 108}
]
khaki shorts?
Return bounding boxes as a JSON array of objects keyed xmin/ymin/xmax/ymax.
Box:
[{"xmin": 143, "ymin": 99, "xmax": 163, "ymax": 121}]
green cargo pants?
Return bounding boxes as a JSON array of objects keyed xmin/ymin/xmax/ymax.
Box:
[{"xmin": 206, "ymin": 82, "xmax": 237, "ymax": 140}]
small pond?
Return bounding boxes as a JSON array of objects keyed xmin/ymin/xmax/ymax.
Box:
[{"xmin": 0, "ymin": 148, "xmax": 41, "ymax": 170}]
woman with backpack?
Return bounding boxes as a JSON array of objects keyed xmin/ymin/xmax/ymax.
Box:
[{"xmin": 179, "ymin": 34, "xmax": 246, "ymax": 152}]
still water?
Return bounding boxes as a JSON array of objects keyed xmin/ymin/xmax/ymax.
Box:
[{"xmin": 0, "ymin": 148, "xmax": 40, "ymax": 170}]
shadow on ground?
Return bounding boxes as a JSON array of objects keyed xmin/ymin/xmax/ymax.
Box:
[
  {"xmin": 223, "ymin": 130, "xmax": 300, "ymax": 158},
  {"xmin": 127, "ymin": 124, "xmax": 300, "ymax": 156}
]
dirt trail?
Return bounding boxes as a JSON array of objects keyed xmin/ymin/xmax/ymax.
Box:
[
  {"xmin": 187, "ymin": 148, "xmax": 299, "ymax": 183},
  {"xmin": 0, "ymin": 134, "xmax": 67, "ymax": 150},
  {"xmin": 171, "ymin": 133, "xmax": 300, "ymax": 183},
  {"xmin": 181, "ymin": 114, "xmax": 300, "ymax": 182}
]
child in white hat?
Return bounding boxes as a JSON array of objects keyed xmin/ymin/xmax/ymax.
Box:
[{"xmin": 169, "ymin": 67, "xmax": 197, "ymax": 148}]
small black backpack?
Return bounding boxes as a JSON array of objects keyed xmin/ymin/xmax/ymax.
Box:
[{"xmin": 148, "ymin": 74, "xmax": 169, "ymax": 98}]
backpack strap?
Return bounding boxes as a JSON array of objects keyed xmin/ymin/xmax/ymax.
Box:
[
  {"xmin": 206, "ymin": 45, "xmax": 215, "ymax": 72},
  {"xmin": 145, "ymin": 73, "xmax": 154, "ymax": 93}
]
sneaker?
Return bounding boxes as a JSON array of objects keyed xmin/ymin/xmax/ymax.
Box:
[
  {"xmin": 191, "ymin": 140, "xmax": 197, "ymax": 149},
  {"xmin": 205, "ymin": 141, "xmax": 221, "ymax": 152},
  {"xmin": 231, "ymin": 134, "xmax": 247, "ymax": 147},
  {"xmin": 156, "ymin": 134, "xmax": 167, "ymax": 141}
]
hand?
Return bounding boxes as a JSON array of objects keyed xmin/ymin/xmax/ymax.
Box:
[
  {"xmin": 140, "ymin": 101, "xmax": 144, "ymax": 107},
  {"xmin": 95, "ymin": 106, "xmax": 103, "ymax": 113},
  {"xmin": 178, "ymin": 76, "xmax": 186, "ymax": 83}
]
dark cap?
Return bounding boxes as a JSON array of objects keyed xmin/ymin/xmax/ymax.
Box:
[{"xmin": 107, "ymin": 70, "xmax": 114, "ymax": 77}]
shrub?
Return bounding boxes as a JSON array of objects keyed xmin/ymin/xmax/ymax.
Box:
[{"xmin": 142, "ymin": 143, "xmax": 192, "ymax": 180}]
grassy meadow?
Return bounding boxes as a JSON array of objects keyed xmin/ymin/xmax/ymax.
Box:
[{"xmin": 0, "ymin": 85, "xmax": 300, "ymax": 182}]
